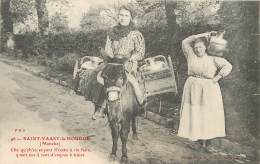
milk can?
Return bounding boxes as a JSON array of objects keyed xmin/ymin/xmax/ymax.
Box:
[{"xmin": 207, "ymin": 31, "xmax": 228, "ymax": 57}]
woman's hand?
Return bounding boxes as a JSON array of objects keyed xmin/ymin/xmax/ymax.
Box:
[
  {"xmin": 210, "ymin": 31, "xmax": 218, "ymax": 36},
  {"xmin": 115, "ymin": 55, "xmax": 128, "ymax": 61},
  {"xmin": 195, "ymin": 31, "xmax": 217, "ymax": 39},
  {"xmin": 212, "ymin": 74, "xmax": 222, "ymax": 83},
  {"xmin": 195, "ymin": 32, "xmax": 211, "ymax": 39}
]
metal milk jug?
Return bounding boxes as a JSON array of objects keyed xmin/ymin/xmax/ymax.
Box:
[{"xmin": 207, "ymin": 31, "xmax": 227, "ymax": 57}]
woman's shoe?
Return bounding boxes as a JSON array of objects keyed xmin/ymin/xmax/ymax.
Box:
[{"xmin": 92, "ymin": 108, "xmax": 106, "ymax": 120}]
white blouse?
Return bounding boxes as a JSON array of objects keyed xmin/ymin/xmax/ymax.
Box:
[{"xmin": 182, "ymin": 35, "xmax": 232, "ymax": 78}]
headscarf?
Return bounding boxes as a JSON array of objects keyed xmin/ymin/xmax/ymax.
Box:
[{"xmin": 108, "ymin": 22, "xmax": 136, "ymax": 41}]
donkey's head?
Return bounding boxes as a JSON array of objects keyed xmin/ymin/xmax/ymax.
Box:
[{"xmin": 101, "ymin": 62, "xmax": 127, "ymax": 102}]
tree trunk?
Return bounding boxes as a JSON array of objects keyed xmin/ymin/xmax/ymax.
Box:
[
  {"xmin": 1, "ymin": 0, "xmax": 12, "ymax": 33},
  {"xmin": 218, "ymin": 1, "xmax": 259, "ymax": 143},
  {"xmin": 164, "ymin": 0, "xmax": 180, "ymax": 64},
  {"xmin": 0, "ymin": 0, "xmax": 2, "ymax": 52},
  {"xmin": 165, "ymin": 0, "xmax": 179, "ymax": 37},
  {"xmin": 164, "ymin": 0, "xmax": 183, "ymax": 99},
  {"xmin": 1, "ymin": 0, "xmax": 13, "ymax": 51},
  {"xmin": 35, "ymin": 0, "xmax": 49, "ymax": 35}
]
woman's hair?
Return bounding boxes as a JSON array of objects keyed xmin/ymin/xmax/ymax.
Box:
[
  {"xmin": 119, "ymin": 4, "xmax": 137, "ymax": 18},
  {"xmin": 192, "ymin": 37, "xmax": 208, "ymax": 48}
]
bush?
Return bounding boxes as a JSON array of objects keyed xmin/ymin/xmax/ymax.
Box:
[
  {"xmin": 14, "ymin": 30, "xmax": 107, "ymax": 58},
  {"xmin": 55, "ymin": 53, "xmax": 81, "ymax": 73},
  {"xmin": 47, "ymin": 30, "xmax": 107, "ymax": 57}
]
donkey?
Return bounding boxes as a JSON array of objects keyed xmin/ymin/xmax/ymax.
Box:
[{"xmin": 100, "ymin": 61, "xmax": 140, "ymax": 164}]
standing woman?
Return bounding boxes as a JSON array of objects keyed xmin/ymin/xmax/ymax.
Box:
[
  {"xmin": 89, "ymin": 4, "xmax": 145, "ymax": 119},
  {"xmin": 177, "ymin": 32, "xmax": 232, "ymax": 147}
]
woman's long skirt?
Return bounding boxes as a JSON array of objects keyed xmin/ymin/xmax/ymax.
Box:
[{"xmin": 177, "ymin": 76, "xmax": 226, "ymax": 141}]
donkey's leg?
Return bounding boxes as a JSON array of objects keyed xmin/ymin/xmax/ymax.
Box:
[
  {"xmin": 120, "ymin": 121, "xmax": 130, "ymax": 164},
  {"xmin": 131, "ymin": 117, "xmax": 138, "ymax": 140},
  {"xmin": 110, "ymin": 122, "xmax": 119, "ymax": 161}
]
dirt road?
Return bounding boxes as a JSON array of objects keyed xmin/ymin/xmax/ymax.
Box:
[{"xmin": 0, "ymin": 61, "xmax": 246, "ymax": 164}]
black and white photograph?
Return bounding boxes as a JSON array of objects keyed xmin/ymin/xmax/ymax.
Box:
[{"xmin": 0, "ymin": 0, "xmax": 259, "ymax": 163}]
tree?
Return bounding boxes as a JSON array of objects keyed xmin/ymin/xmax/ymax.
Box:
[
  {"xmin": 49, "ymin": 12, "xmax": 69, "ymax": 32},
  {"xmin": 10, "ymin": 0, "xmax": 34, "ymax": 24},
  {"xmin": 9, "ymin": 0, "xmax": 71, "ymax": 34},
  {"xmin": 0, "ymin": 0, "xmax": 2, "ymax": 52},
  {"xmin": 35, "ymin": 0, "xmax": 49, "ymax": 35},
  {"xmin": 1, "ymin": 0, "xmax": 13, "ymax": 33},
  {"xmin": 1, "ymin": 0, "xmax": 13, "ymax": 51},
  {"xmin": 80, "ymin": 7, "xmax": 106, "ymax": 32},
  {"xmin": 217, "ymin": 2, "xmax": 259, "ymax": 142}
]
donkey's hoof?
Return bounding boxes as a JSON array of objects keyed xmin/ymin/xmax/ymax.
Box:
[
  {"xmin": 132, "ymin": 134, "xmax": 138, "ymax": 140},
  {"xmin": 121, "ymin": 156, "xmax": 128, "ymax": 164},
  {"xmin": 109, "ymin": 154, "xmax": 117, "ymax": 161}
]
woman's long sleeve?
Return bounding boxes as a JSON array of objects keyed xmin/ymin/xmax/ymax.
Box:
[
  {"xmin": 130, "ymin": 31, "xmax": 145, "ymax": 61},
  {"xmin": 214, "ymin": 57, "xmax": 232, "ymax": 77},
  {"xmin": 182, "ymin": 35, "xmax": 196, "ymax": 58}
]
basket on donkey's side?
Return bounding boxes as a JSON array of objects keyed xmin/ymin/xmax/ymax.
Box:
[
  {"xmin": 72, "ymin": 54, "xmax": 178, "ymax": 98},
  {"xmin": 72, "ymin": 56, "xmax": 104, "ymax": 94},
  {"xmin": 139, "ymin": 55, "xmax": 178, "ymax": 97}
]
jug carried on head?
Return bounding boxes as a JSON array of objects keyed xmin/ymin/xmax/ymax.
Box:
[{"xmin": 207, "ymin": 31, "xmax": 228, "ymax": 57}]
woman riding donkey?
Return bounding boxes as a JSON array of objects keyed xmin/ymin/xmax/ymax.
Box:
[
  {"xmin": 82, "ymin": 4, "xmax": 146, "ymax": 163},
  {"xmin": 84, "ymin": 4, "xmax": 146, "ymax": 120}
]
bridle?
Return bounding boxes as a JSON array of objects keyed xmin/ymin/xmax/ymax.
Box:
[
  {"xmin": 105, "ymin": 62, "xmax": 128, "ymax": 102},
  {"xmin": 104, "ymin": 62, "xmax": 129, "ymax": 119}
]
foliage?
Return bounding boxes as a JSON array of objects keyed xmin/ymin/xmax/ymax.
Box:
[
  {"xmin": 55, "ymin": 53, "xmax": 81, "ymax": 72},
  {"xmin": 48, "ymin": 0, "xmax": 70, "ymax": 6},
  {"xmin": 10, "ymin": 0, "xmax": 35, "ymax": 23},
  {"xmin": 9, "ymin": 0, "xmax": 71, "ymax": 33},
  {"xmin": 215, "ymin": 1, "xmax": 259, "ymax": 144},
  {"xmin": 174, "ymin": 0, "xmax": 221, "ymax": 27},
  {"xmin": 136, "ymin": 0, "xmax": 163, "ymax": 14},
  {"xmin": 99, "ymin": 8, "xmax": 118, "ymax": 28},
  {"xmin": 47, "ymin": 0, "xmax": 72, "ymax": 15},
  {"xmin": 14, "ymin": 29, "xmax": 107, "ymax": 58},
  {"xmin": 137, "ymin": 5, "xmax": 167, "ymax": 29},
  {"xmin": 80, "ymin": 7, "xmax": 107, "ymax": 31},
  {"xmin": 83, "ymin": 3, "xmax": 144, "ymax": 31},
  {"xmin": 49, "ymin": 12, "xmax": 69, "ymax": 33}
]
